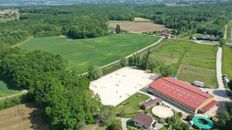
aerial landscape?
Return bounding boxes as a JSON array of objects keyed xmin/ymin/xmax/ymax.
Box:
[{"xmin": 0, "ymin": 0, "xmax": 232, "ymax": 130}]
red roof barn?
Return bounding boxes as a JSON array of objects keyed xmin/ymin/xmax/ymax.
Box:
[{"xmin": 148, "ymin": 77, "xmax": 216, "ymax": 114}]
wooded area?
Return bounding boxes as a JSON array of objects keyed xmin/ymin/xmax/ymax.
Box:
[{"xmin": 1, "ymin": 3, "xmax": 232, "ymax": 46}]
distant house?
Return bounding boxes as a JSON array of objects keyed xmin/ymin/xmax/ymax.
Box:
[
  {"xmin": 160, "ymin": 31, "xmax": 172, "ymax": 39},
  {"xmin": 139, "ymin": 98, "xmax": 162, "ymax": 109},
  {"xmin": 133, "ymin": 112, "xmax": 154, "ymax": 130}
]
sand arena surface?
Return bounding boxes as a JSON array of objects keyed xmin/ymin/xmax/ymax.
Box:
[
  {"xmin": 152, "ymin": 106, "xmax": 174, "ymax": 118},
  {"xmin": 90, "ymin": 67, "xmax": 157, "ymax": 106}
]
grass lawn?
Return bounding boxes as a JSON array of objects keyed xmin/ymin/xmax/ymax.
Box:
[
  {"xmin": 223, "ymin": 46, "xmax": 232, "ymax": 79},
  {"xmin": 0, "ymin": 75, "xmax": 20, "ymax": 98},
  {"xmin": 114, "ymin": 92, "xmax": 150, "ymax": 118},
  {"xmin": 150, "ymin": 39, "xmax": 217, "ymax": 88},
  {"xmin": 20, "ymin": 33, "xmax": 160, "ymax": 73},
  {"xmin": 0, "ymin": 17, "xmax": 17, "ymax": 23}
]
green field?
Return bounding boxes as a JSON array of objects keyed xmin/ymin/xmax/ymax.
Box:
[
  {"xmin": 0, "ymin": 76, "xmax": 20, "ymax": 98},
  {"xmin": 20, "ymin": 33, "xmax": 160, "ymax": 73},
  {"xmin": 0, "ymin": 17, "xmax": 16, "ymax": 23},
  {"xmin": 223, "ymin": 46, "xmax": 232, "ymax": 79},
  {"xmin": 115, "ymin": 92, "xmax": 150, "ymax": 118},
  {"xmin": 150, "ymin": 39, "xmax": 217, "ymax": 88}
]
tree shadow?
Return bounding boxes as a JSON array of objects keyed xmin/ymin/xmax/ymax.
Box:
[
  {"xmin": 26, "ymin": 104, "xmax": 49, "ymax": 130},
  {"xmin": 213, "ymin": 89, "xmax": 229, "ymax": 98},
  {"xmin": 0, "ymin": 72, "xmax": 21, "ymax": 91}
]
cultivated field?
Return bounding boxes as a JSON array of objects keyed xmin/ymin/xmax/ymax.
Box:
[
  {"xmin": 20, "ymin": 33, "xmax": 160, "ymax": 73},
  {"xmin": 150, "ymin": 39, "xmax": 217, "ymax": 88},
  {"xmin": 0, "ymin": 104, "xmax": 48, "ymax": 130},
  {"xmin": 223, "ymin": 46, "xmax": 232, "ymax": 79},
  {"xmin": 109, "ymin": 21, "xmax": 166, "ymax": 33}
]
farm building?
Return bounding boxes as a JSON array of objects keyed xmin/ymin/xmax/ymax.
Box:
[
  {"xmin": 133, "ymin": 112, "xmax": 154, "ymax": 130},
  {"xmin": 148, "ymin": 77, "xmax": 217, "ymax": 114},
  {"xmin": 139, "ymin": 98, "xmax": 162, "ymax": 109}
]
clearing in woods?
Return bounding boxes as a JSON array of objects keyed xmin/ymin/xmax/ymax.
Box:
[
  {"xmin": 20, "ymin": 33, "xmax": 161, "ymax": 73},
  {"xmin": 150, "ymin": 39, "xmax": 217, "ymax": 88},
  {"xmin": 0, "ymin": 104, "xmax": 48, "ymax": 130}
]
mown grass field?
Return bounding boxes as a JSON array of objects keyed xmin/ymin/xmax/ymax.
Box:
[
  {"xmin": 150, "ymin": 39, "xmax": 217, "ymax": 88},
  {"xmin": 20, "ymin": 33, "xmax": 160, "ymax": 73},
  {"xmin": 223, "ymin": 46, "xmax": 232, "ymax": 79},
  {"xmin": 0, "ymin": 104, "xmax": 48, "ymax": 130},
  {"xmin": 115, "ymin": 92, "xmax": 150, "ymax": 118}
]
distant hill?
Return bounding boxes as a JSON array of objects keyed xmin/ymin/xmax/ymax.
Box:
[{"xmin": 0, "ymin": 0, "xmax": 229, "ymax": 6}]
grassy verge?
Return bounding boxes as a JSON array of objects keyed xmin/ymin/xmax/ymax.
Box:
[
  {"xmin": 20, "ymin": 33, "xmax": 160, "ymax": 73},
  {"xmin": 226, "ymin": 22, "xmax": 232, "ymax": 43},
  {"xmin": 114, "ymin": 92, "xmax": 150, "ymax": 118},
  {"xmin": 223, "ymin": 46, "xmax": 232, "ymax": 79}
]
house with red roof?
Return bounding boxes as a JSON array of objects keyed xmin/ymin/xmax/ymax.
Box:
[
  {"xmin": 133, "ymin": 112, "xmax": 154, "ymax": 130},
  {"xmin": 148, "ymin": 77, "xmax": 217, "ymax": 114}
]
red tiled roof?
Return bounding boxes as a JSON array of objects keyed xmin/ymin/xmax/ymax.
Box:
[
  {"xmin": 149, "ymin": 77, "xmax": 213, "ymax": 110},
  {"xmin": 133, "ymin": 112, "xmax": 153, "ymax": 127},
  {"xmin": 142, "ymin": 98, "xmax": 162, "ymax": 108},
  {"xmin": 202, "ymin": 100, "xmax": 218, "ymax": 112}
]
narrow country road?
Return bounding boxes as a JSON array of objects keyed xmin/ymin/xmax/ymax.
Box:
[
  {"xmin": 216, "ymin": 47, "xmax": 224, "ymax": 90},
  {"xmin": 0, "ymin": 90, "xmax": 28, "ymax": 101},
  {"xmin": 224, "ymin": 25, "xmax": 227, "ymax": 40}
]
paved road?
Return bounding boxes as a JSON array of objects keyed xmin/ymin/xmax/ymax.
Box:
[
  {"xmin": 0, "ymin": 90, "xmax": 28, "ymax": 101},
  {"xmin": 216, "ymin": 47, "xmax": 224, "ymax": 89},
  {"xmin": 119, "ymin": 118, "xmax": 130, "ymax": 130}
]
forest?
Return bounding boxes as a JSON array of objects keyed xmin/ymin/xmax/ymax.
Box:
[{"xmin": 1, "ymin": 3, "xmax": 232, "ymax": 46}]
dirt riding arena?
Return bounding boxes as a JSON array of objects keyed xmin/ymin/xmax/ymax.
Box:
[
  {"xmin": 0, "ymin": 104, "xmax": 49, "ymax": 130},
  {"xmin": 109, "ymin": 21, "xmax": 167, "ymax": 33},
  {"xmin": 90, "ymin": 67, "xmax": 158, "ymax": 106}
]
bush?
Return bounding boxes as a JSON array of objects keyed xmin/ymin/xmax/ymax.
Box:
[
  {"xmin": 119, "ymin": 57, "xmax": 127, "ymax": 67},
  {"xmin": 106, "ymin": 119, "xmax": 122, "ymax": 130},
  {"xmin": 88, "ymin": 66, "xmax": 102, "ymax": 80},
  {"xmin": 0, "ymin": 95, "xmax": 27, "ymax": 110}
]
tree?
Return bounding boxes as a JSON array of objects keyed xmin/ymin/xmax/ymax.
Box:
[
  {"xmin": 159, "ymin": 65, "xmax": 173, "ymax": 77},
  {"xmin": 115, "ymin": 24, "xmax": 121, "ymax": 34},
  {"xmin": 119, "ymin": 57, "xmax": 127, "ymax": 67},
  {"xmin": 219, "ymin": 38, "xmax": 226, "ymax": 47},
  {"xmin": 88, "ymin": 66, "xmax": 102, "ymax": 80},
  {"xmin": 228, "ymin": 80, "xmax": 232, "ymax": 91}
]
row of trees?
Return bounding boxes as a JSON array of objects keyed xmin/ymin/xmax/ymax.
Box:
[{"xmin": 0, "ymin": 46, "xmax": 103, "ymax": 130}]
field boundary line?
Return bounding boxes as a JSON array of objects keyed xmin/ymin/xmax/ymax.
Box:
[
  {"xmin": 81, "ymin": 36, "xmax": 164, "ymax": 75},
  {"xmin": 0, "ymin": 90, "xmax": 28, "ymax": 101}
]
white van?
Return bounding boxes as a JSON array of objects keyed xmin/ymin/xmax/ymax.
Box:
[{"xmin": 192, "ymin": 81, "xmax": 205, "ymax": 87}]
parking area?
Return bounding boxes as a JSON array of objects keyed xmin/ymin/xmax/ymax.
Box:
[{"xmin": 90, "ymin": 67, "xmax": 158, "ymax": 106}]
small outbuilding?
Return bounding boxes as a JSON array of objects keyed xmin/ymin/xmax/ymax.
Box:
[
  {"xmin": 140, "ymin": 98, "xmax": 162, "ymax": 109},
  {"xmin": 133, "ymin": 112, "xmax": 154, "ymax": 130}
]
